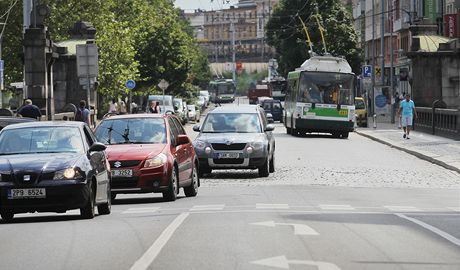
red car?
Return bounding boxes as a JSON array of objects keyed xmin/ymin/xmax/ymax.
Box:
[{"xmin": 94, "ymin": 114, "xmax": 199, "ymax": 201}]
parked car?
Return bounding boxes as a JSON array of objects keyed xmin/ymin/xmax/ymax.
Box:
[
  {"xmin": 261, "ymin": 99, "xmax": 284, "ymax": 123},
  {"xmin": 173, "ymin": 98, "xmax": 188, "ymax": 125},
  {"xmin": 193, "ymin": 105, "xmax": 275, "ymax": 177},
  {"xmin": 94, "ymin": 114, "xmax": 199, "ymax": 201},
  {"xmin": 354, "ymin": 97, "xmax": 368, "ymax": 127},
  {"xmin": 0, "ymin": 117, "xmax": 36, "ymax": 131},
  {"xmin": 187, "ymin": 104, "xmax": 201, "ymax": 122},
  {"xmin": 0, "ymin": 122, "xmax": 111, "ymax": 222},
  {"xmin": 147, "ymin": 95, "xmax": 175, "ymax": 114}
]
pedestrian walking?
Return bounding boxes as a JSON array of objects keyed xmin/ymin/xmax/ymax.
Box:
[
  {"xmin": 119, "ymin": 101, "xmax": 127, "ymax": 114},
  {"xmin": 398, "ymin": 94, "xmax": 417, "ymax": 139},
  {"xmin": 75, "ymin": 100, "xmax": 91, "ymax": 126},
  {"xmin": 17, "ymin": 99, "xmax": 42, "ymax": 120},
  {"xmin": 108, "ymin": 99, "xmax": 118, "ymax": 114},
  {"xmin": 148, "ymin": 101, "xmax": 161, "ymax": 114}
]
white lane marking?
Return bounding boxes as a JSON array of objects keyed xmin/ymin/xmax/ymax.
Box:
[
  {"xmin": 251, "ymin": 255, "xmax": 341, "ymax": 270},
  {"xmin": 256, "ymin": 203, "xmax": 289, "ymax": 209},
  {"xmin": 129, "ymin": 212, "xmax": 189, "ymax": 270},
  {"xmin": 190, "ymin": 204, "xmax": 225, "ymax": 211},
  {"xmin": 384, "ymin": 206, "xmax": 421, "ymax": 212},
  {"xmin": 122, "ymin": 207, "xmax": 160, "ymax": 214},
  {"xmin": 396, "ymin": 213, "xmax": 460, "ymax": 247},
  {"xmin": 319, "ymin": 204, "xmax": 355, "ymax": 211},
  {"xmin": 447, "ymin": 207, "xmax": 460, "ymax": 212},
  {"xmin": 250, "ymin": 221, "xmax": 319, "ymax": 236}
]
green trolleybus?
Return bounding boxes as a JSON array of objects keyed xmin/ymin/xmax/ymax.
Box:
[
  {"xmin": 208, "ymin": 79, "xmax": 236, "ymax": 103},
  {"xmin": 284, "ymin": 55, "xmax": 356, "ymax": 138}
]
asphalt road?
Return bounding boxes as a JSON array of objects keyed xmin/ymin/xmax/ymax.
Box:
[{"xmin": 1, "ymin": 99, "xmax": 460, "ymax": 270}]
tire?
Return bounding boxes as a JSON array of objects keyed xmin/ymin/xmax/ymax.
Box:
[
  {"xmin": 98, "ymin": 184, "xmax": 112, "ymax": 215},
  {"xmin": 258, "ymin": 157, "xmax": 270, "ymax": 177},
  {"xmin": 332, "ymin": 132, "xmax": 340, "ymax": 138},
  {"xmin": 111, "ymin": 193, "xmax": 117, "ymax": 201},
  {"xmin": 342, "ymin": 132, "xmax": 349, "ymax": 139},
  {"xmin": 269, "ymin": 153, "xmax": 275, "ymax": 173},
  {"xmin": 163, "ymin": 168, "xmax": 178, "ymax": 202},
  {"xmin": 80, "ymin": 183, "xmax": 96, "ymax": 219},
  {"xmin": 0, "ymin": 211, "xmax": 14, "ymax": 222},
  {"xmin": 286, "ymin": 127, "xmax": 291, "ymax": 134},
  {"xmin": 184, "ymin": 165, "xmax": 199, "ymax": 197}
]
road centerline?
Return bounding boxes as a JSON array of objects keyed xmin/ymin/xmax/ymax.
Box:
[{"xmin": 129, "ymin": 212, "xmax": 190, "ymax": 270}]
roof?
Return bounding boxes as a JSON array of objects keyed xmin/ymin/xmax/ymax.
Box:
[
  {"xmin": 101, "ymin": 114, "xmax": 166, "ymax": 120},
  {"xmin": 210, "ymin": 105, "xmax": 260, "ymax": 114},
  {"xmin": 55, "ymin": 39, "xmax": 87, "ymax": 55},
  {"xmin": 297, "ymin": 55, "xmax": 353, "ymax": 74},
  {"xmin": 2, "ymin": 121, "xmax": 86, "ymax": 130},
  {"xmin": 414, "ymin": 35, "xmax": 451, "ymax": 52}
]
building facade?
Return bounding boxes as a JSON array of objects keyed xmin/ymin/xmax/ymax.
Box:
[{"xmin": 183, "ymin": 0, "xmax": 279, "ymax": 63}]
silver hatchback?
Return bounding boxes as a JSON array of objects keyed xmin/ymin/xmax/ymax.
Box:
[{"xmin": 193, "ymin": 105, "xmax": 275, "ymax": 177}]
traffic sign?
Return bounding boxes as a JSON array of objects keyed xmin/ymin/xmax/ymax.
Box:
[
  {"xmin": 362, "ymin": 65, "xmax": 372, "ymax": 78},
  {"xmin": 158, "ymin": 79, "xmax": 169, "ymax": 90},
  {"xmin": 126, "ymin": 79, "xmax": 136, "ymax": 89},
  {"xmin": 375, "ymin": 67, "xmax": 382, "ymax": 77}
]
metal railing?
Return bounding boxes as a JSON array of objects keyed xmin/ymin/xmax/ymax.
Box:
[{"xmin": 415, "ymin": 106, "xmax": 459, "ymax": 140}]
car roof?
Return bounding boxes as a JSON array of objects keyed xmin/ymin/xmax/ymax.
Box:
[
  {"xmin": 1, "ymin": 121, "xmax": 85, "ymax": 131},
  {"xmin": 100, "ymin": 114, "xmax": 167, "ymax": 120},
  {"xmin": 209, "ymin": 105, "xmax": 261, "ymax": 114}
]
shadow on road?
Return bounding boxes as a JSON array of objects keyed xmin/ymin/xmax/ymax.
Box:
[
  {"xmin": 1, "ymin": 214, "xmax": 82, "ymax": 224},
  {"xmin": 201, "ymin": 170, "xmax": 261, "ymax": 180}
]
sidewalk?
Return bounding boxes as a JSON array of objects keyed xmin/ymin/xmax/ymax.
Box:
[{"xmin": 355, "ymin": 121, "xmax": 460, "ymax": 174}]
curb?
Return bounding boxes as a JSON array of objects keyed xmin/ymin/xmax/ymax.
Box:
[{"xmin": 356, "ymin": 130, "xmax": 460, "ymax": 174}]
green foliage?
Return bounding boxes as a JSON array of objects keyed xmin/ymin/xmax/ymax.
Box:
[
  {"xmin": 0, "ymin": 0, "xmax": 210, "ymax": 102},
  {"xmin": 266, "ymin": 0, "xmax": 362, "ymax": 75}
]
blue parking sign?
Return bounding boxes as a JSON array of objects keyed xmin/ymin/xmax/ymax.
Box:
[{"xmin": 362, "ymin": 65, "xmax": 372, "ymax": 78}]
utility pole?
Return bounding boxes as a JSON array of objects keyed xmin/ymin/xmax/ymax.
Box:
[
  {"xmin": 380, "ymin": 0, "xmax": 385, "ymax": 85},
  {"xmin": 371, "ymin": 0, "xmax": 376, "ymax": 116},
  {"xmin": 230, "ymin": 20, "xmax": 236, "ymax": 83},
  {"xmin": 390, "ymin": 0, "xmax": 395, "ymax": 124}
]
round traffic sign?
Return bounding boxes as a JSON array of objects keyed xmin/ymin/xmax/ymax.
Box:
[{"xmin": 126, "ymin": 80, "xmax": 136, "ymax": 89}]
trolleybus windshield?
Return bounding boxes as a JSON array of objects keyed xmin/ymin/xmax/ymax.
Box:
[{"xmin": 298, "ymin": 72, "xmax": 354, "ymax": 105}]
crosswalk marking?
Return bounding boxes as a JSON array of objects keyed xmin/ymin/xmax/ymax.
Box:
[
  {"xmin": 319, "ymin": 204, "xmax": 355, "ymax": 211},
  {"xmin": 384, "ymin": 206, "xmax": 421, "ymax": 212},
  {"xmin": 190, "ymin": 204, "xmax": 225, "ymax": 211},
  {"xmin": 256, "ymin": 203, "xmax": 289, "ymax": 209},
  {"xmin": 122, "ymin": 207, "xmax": 160, "ymax": 214}
]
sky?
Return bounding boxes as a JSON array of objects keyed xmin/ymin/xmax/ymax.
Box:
[{"xmin": 174, "ymin": 0, "xmax": 238, "ymax": 11}]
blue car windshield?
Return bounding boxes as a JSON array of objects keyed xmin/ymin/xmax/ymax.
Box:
[
  {"xmin": 0, "ymin": 127, "xmax": 84, "ymax": 155},
  {"xmin": 202, "ymin": 113, "xmax": 261, "ymax": 133},
  {"xmin": 95, "ymin": 118, "xmax": 166, "ymax": 145}
]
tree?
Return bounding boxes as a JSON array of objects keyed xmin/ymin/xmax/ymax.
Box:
[{"xmin": 266, "ymin": 0, "xmax": 361, "ymax": 75}]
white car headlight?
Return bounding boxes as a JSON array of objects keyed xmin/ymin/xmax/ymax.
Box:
[
  {"xmin": 193, "ymin": 140, "xmax": 206, "ymax": 150},
  {"xmin": 144, "ymin": 153, "xmax": 167, "ymax": 168},
  {"xmin": 250, "ymin": 141, "xmax": 265, "ymax": 150},
  {"xmin": 54, "ymin": 168, "xmax": 81, "ymax": 180}
]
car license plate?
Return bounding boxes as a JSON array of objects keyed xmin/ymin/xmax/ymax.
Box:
[
  {"xmin": 217, "ymin": 152, "xmax": 240, "ymax": 159},
  {"xmin": 112, "ymin": 169, "xmax": 133, "ymax": 177},
  {"xmin": 8, "ymin": 188, "xmax": 46, "ymax": 199}
]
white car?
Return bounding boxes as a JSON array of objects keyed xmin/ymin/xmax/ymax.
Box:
[
  {"xmin": 187, "ymin": 105, "xmax": 200, "ymax": 122},
  {"xmin": 199, "ymin": 91, "xmax": 210, "ymax": 104}
]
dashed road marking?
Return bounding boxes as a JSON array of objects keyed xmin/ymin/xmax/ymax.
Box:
[
  {"xmin": 122, "ymin": 207, "xmax": 160, "ymax": 214},
  {"xmin": 190, "ymin": 204, "xmax": 225, "ymax": 211},
  {"xmin": 256, "ymin": 203, "xmax": 289, "ymax": 209},
  {"xmin": 319, "ymin": 204, "xmax": 355, "ymax": 211},
  {"xmin": 384, "ymin": 206, "xmax": 421, "ymax": 212}
]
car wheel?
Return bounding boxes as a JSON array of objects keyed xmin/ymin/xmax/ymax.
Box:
[
  {"xmin": 163, "ymin": 168, "xmax": 178, "ymax": 202},
  {"xmin": 269, "ymin": 153, "xmax": 275, "ymax": 173},
  {"xmin": 111, "ymin": 193, "xmax": 117, "ymax": 201},
  {"xmin": 80, "ymin": 183, "xmax": 96, "ymax": 219},
  {"xmin": 98, "ymin": 184, "xmax": 112, "ymax": 215},
  {"xmin": 0, "ymin": 210, "xmax": 14, "ymax": 222},
  {"xmin": 286, "ymin": 127, "xmax": 291, "ymax": 134},
  {"xmin": 258, "ymin": 157, "xmax": 270, "ymax": 177},
  {"xmin": 332, "ymin": 132, "xmax": 340, "ymax": 138},
  {"xmin": 342, "ymin": 132, "xmax": 349, "ymax": 139},
  {"xmin": 184, "ymin": 165, "xmax": 199, "ymax": 197}
]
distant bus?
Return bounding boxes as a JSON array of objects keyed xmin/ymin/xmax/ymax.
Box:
[
  {"xmin": 269, "ymin": 79, "xmax": 287, "ymax": 101},
  {"xmin": 283, "ymin": 55, "xmax": 356, "ymax": 138},
  {"xmin": 208, "ymin": 79, "xmax": 235, "ymax": 103}
]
